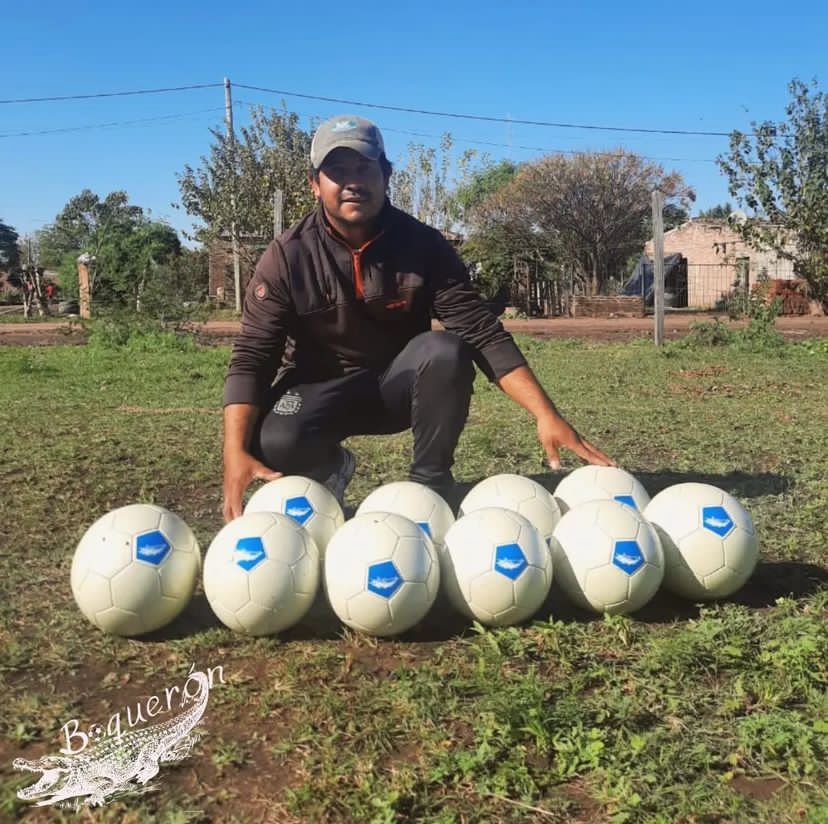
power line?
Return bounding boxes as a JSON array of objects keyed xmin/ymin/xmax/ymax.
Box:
[
  {"xmin": 0, "ymin": 106, "xmax": 227, "ymax": 138},
  {"xmin": 1, "ymin": 79, "xmax": 738, "ymax": 137},
  {"xmin": 0, "ymin": 82, "xmax": 222, "ymax": 105},
  {"xmin": 234, "ymin": 100, "xmax": 718, "ymax": 164},
  {"xmin": 380, "ymin": 126, "xmax": 718, "ymax": 164},
  {"xmin": 234, "ymin": 82, "xmax": 734, "ymax": 138}
]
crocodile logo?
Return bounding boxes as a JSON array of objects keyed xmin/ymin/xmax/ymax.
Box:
[
  {"xmin": 13, "ymin": 668, "xmax": 212, "ymax": 809},
  {"xmin": 284, "ymin": 496, "xmax": 314, "ymax": 525},
  {"xmin": 135, "ymin": 531, "xmax": 171, "ymax": 565},
  {"xmin": 612, "ymin": 540, "xmax": 645, "ymax": 575},
  {"xmin": 494, "ymin": 543, "xmax": 528, "ymax": 580},
  {"xmin": 367, "ymin": 561, "xmax": 403, "ymax": 598},
  {"xmin": 702, "ymin": 506, "xmax": 735, "ymax": 537},
  {"xmin": 615, "ymin": 552, "xmax": 640, "ymax": 566},
  {"xmin": 234, "ymin": 537, "xmax": 266, "ymax": 571}
]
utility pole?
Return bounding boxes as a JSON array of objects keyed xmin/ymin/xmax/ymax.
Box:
[
  {"xmin": 652, "ymin": 190, "xmax": 665, "ymax": 346},
  {"xmin": 225, "ymin": 77, "xmax": 242, "ymax": 312},
  {"xmin": 273, "ymin": 188, "xmax": 283, "ymax": 239}
]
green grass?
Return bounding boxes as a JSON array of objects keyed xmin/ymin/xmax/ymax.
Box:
[{"xmin": 1, "ymin": 332, "xmax": 827, "ymax": 822}]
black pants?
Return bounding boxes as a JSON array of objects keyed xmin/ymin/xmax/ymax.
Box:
[{"xmin": 255, "ymin": 331, "xmax": 475, "ymax": 492}]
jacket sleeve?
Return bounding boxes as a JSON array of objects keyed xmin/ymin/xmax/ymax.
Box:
[
  {"xmin": 428, "ymin": 230, "xmax": 527, "ymax": 381},
  {"xmin": 223, "ymin": 242, "xmax": 293, "ymax": 406}
]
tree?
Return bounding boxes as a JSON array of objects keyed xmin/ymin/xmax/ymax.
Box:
[
  {"xmin": 662, "ymin": 204, "xmax": 690, "ymax": 231},
  {"xmin": 19, "ymin": 266, "xmax": 49, "ymax": 318},
  {"xmin": 472, "ymin": 150, "xmax": 693, "ymax": 296},
  {"xmin": 37, "ymin": 191, "xmax": 182, "ymax": 310},
  {"xmin": 177, "ymin": 105, "xmax": 316, "ymax": 246},
  {"xmin": 718, "ymin": 78, "xmax": 828, "ymax": 305},
  {"xmin": 697, "ymin": 202, "xmax": 734, "ymax": 220},
  {"xmin": 451, "ymin": 162, "xmax": 522, "ymax": 297},
  {"xmin": 0, "ymin": 219, "xmax": 20, "ymax": 272},
  {"xmin": 96, "ymin": 220, "xmax": 181, "ymax": 310},
  {"xmin": 37, "ymin": 190, "xmax": 144, "ymax": 299},
  {"xmin": 389, "ymin": 134, "xmax": 477, "ymax": 232},
  {"xmin": 38, "ymin": 190, "xmax": 143, "ymax": 267},
  {"xmin": 451, "ymin": 160, "xmax": 518, "ymax": 230}
]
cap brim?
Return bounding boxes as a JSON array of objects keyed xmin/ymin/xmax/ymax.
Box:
[{"xmin": 313, "ymin": 140, "xmax": 382, "ymax": 168}]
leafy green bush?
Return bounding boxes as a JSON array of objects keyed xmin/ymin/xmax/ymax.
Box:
[
  {"xmin": 680, "ymin": 318, "xmax": 734, "ymax": 347},
  {"xmin": 85, "ymin": 311, "xmax": 199, "ymax": 352}
]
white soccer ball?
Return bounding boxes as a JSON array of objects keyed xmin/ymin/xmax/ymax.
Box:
[
  {"xmin": 245, "ymin": 475, "xmax": 344, "ymax": 558},
  {"xmin": 356, "ymin": 481, "xmax": 455, "ymax": 547},
  {"xmin": 458, "ymin": 473, "xmax": 563, "ymax": 545},
  {"xmin": 550, "ymin": 500, "xmax": 664, "ymax": 615},
  {"xmin": 203, "ymin": 511, "xmax": 320, "ymax": 635},
  {"xmin": 643, "ymin": 483, "xmax": 759, "ymax": 600},
  {"xmin": 441, "ymin": 507, "xmax": 553, "ymax": 627},
  {"xmin": 554, "ymin": 466, "xmax": 651, "ymax": 513},
  {"xmin": 71, "ymin": 503, "xmax": 201, "ymax": 636},
  {"xmin": 324, "ymin": 512, "xmax": 439, "ymax": 636}
]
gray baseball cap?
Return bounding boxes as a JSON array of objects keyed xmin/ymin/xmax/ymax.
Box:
[{"xmin": 310, "ymin": 115, "xmax": 386, "ymax": 169}]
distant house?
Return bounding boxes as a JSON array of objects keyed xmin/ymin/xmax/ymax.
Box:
[{"xmin": 643, "ymin": 220, "xmax": 796, "ymax": 309}]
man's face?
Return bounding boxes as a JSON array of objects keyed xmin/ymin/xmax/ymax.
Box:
[{"xmin": 311, "ymin": 147, "xmax": 386, "ymax": 228}]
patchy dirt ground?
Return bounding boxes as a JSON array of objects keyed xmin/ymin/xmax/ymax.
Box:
[{"xmin": 2, "ymin": 313, "xmax": 828, "ymax": 346}]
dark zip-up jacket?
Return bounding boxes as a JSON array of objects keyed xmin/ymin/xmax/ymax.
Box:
[{"xmin": 223, "ymin": 202, "xmax": 527, "ymax": 407}]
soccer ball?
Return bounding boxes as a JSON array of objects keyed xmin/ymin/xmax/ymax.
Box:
[
  {"xmin": 324, "ymin": 512, "xmax": 439, "ymax": 636},
  {"xmin": 643, "ymin": 483, "xmax": 759, "ymax": 600},
  {"xmin": 550, "ymin": 499, "xmax": 664, "ymax": 614},
  {"xmin": 553, "ymin": 466, "xmax": 651, "ymax": 513},
  {"xmin": 356, "ymin": 481, "xmax": 455, "ymax": 547},
  {"xmin": 203, "ymin": 511, "xmax": 320, "ymax": 635},
  {"xmin": 245, "ymin": 475, "xmax": 344, "ymax": 558},
  {"xmin": 71, "ymin": 503, "xmax": 201, "ymax": 636},
  {"xmin": 458, "ymin": 473, "xmax": 563, "ymax": 545},
  {"xmin": 441, "ymin": 507, "xmax": 553, "ymax": 627}
]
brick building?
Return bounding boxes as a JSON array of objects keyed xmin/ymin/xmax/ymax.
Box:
[{"xmin": 644, "ymin": 220, "xmax": 796, "ymax": 309}]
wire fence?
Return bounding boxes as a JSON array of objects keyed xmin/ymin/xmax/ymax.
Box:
[
  {"xmin": 671, "ymin": 261, "xmax": 795, "ymax": 311},
  {"xmin": 498, "ymin": 257, "xmax": 801, "ymax": 317}
]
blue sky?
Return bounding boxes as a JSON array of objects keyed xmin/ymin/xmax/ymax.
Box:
[{"xmin": 2, "ymin": 0, "xmax": 826, "ymax": 242}]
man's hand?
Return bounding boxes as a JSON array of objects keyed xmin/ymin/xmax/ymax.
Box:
[
  {"xmin": 222, "ymin": 450, "xmax": 282, "ymax": 523},
  {"xmin": 496, "ymin": 365, "xmax": 615, "ymax": 470},
  {"xmin": 537, "ymin": 412, "xmax": 615, "ymax": 470}
]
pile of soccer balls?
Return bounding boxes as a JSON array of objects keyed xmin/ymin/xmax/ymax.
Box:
[{"xmin": 71, "ymin": 467, "xmax": 759, "ymax": 638}]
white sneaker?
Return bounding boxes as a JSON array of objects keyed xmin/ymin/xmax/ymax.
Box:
[{"xmin": 323, "ymin": 447, "xmax": 356, "ymax": 506}]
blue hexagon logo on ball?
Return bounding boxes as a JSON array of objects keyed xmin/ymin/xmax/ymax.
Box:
[
  {"xmin": 494, "ymin": 543, "xmax": 528, "ymax": 580},
  {"xmin": 135, "ymin": 530, "xmax": 171, "ymax": 565},
  {"xmin": 283, "ymin": 496, "xmax": 314, "ymax": 526},
  {"xmin": 702, "ymin": 506, "xmax": 735, "ymax": 537},
  {"xmin": 612, "ymin": 540, "xmax": 644, "ymax": 575},
  {"xmin": 417, "ymin": 522, "xmax": 433, "ymax": 539},
  {"xmin": 367, "ymin": 561, "xmax": 403, "ymax": 598},
  {"xmin": 234, "ymin": 536, "xmax": 266, "ymax": 571},
  {"xmin": 613, "ymin": 494, "xmax": 638, "ymax": 510}
]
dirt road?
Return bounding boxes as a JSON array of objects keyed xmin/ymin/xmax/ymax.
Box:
[{"xmin": 1, "ymin": 314, "xmax": 827, "ymax": 346}]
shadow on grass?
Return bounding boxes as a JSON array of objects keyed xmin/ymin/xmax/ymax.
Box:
[
  {"xmin": 149, "ymin": 560, "xmax": 826, "ymax": 646},
  {"xmin": 539, "ymin": 559, "xmax": 828, "ymax": 626},
  {"xmin": 146, "ymin": 592, "xmax": 224, "ymax": 641}
]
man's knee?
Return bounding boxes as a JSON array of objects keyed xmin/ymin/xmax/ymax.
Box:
[
  {"xmin": 414, "ymin": 331, "xmax": 475, "ymax": 382},
  {"xmin": 257, "ymin": 412, "xmax": 302, "ymax": 467},
  {"xmin": 256, "ymin": 410, "xmax": 337, "ymax": 475}
]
